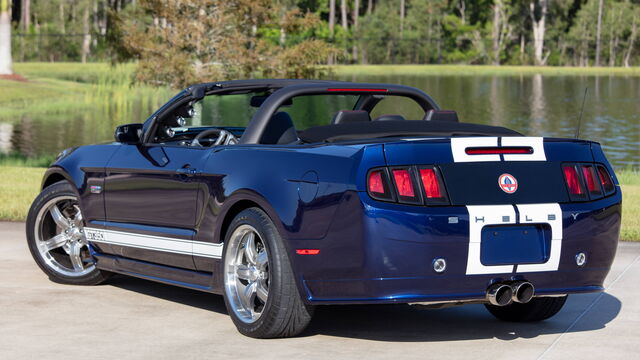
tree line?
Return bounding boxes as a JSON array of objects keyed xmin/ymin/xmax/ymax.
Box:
[{"xmin": 1, "ymin": 1, "xmax": 639, "ymax": 85}]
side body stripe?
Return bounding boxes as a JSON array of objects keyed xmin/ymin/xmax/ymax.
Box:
[{"xmin": 84, "ymin": 227, "xmax": 223, "ymax": 259}]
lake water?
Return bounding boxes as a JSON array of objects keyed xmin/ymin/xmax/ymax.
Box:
[{"xmin": 1, "ymin": 73, "xmax": 638, "ymax": 169}]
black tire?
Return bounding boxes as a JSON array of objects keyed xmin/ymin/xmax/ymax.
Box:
[
  {"xmin": 26, "ymin": 181, "xmax": 111, "ymax": 285},
  {"xmin": 485, "ymin": 295, "xmax": 568, "ymax": 322},
  {"xmin": 222, "ymin": 207, "xmax": 314, "ymax": 338}
]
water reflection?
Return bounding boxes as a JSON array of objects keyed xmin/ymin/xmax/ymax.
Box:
[
  {"xmin": 1, "ymin": 74, "xmax": 638, "ymax": 168},
  {"xmin": 335, "ymin": 73, "xmax": 639, "ymax": 168}
]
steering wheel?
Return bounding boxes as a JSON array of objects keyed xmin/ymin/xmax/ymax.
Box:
[{"xmin": 191, "ymin": 129, "xmax": 238, "ymax": 147}]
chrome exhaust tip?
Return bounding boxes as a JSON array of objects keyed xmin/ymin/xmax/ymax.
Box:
[
  {"xmin": 486, "ymin": 283, "xmax": 513, "ymax": 306},
  {"xmin": 511, "ymin": 281, "xmax": 535, "ymax": 304}
]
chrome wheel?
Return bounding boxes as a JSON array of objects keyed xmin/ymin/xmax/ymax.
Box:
[
  {"xmin": 34, "ymin": 195, "xmax": 95, "ymax": 277},
  {"xmin": 224, "ymin": 224, "xmax": 270, "ymax": 324}
]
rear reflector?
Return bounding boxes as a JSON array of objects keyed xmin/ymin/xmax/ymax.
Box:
[
  {"xmin": 419, "ymin": 168, "xmax": 443, "ymax": 199},
  {"xmin": 465, "ymin": 147, "xmax": 533, "ymax": 155},
  {"xmin": 296, "ymin": 249, "xmax": 320, "ymax": 255},
  {"xmin": 563, "ymin": 165, "xmax": 585, "ymax": 197},
  {"xmin": 596, "ymin": 165, "xmax": 615, "ymax": 194},
  {"xmin": 392, "ymin": 169, "xmax": 415, "ymax": 197}
]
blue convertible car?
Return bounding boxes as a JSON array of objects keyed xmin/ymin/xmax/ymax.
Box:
[{"xmin": 27, "ymin": 80, "xmax": 622, "ymax": 338}]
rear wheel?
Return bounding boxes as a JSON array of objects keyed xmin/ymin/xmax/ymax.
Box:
[
  {"xmin": 485, "ymin": 295, "xmax": 568, "ymax": 322},
  {"xmin": 26, "ymin": 181, "xmax": 111, "ymax": 285},
  {"xmin": 222, "ymin": 207, "xmax": 314, "ymax": 338}
]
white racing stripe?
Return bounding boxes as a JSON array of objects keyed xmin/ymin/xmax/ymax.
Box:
[
  {"xmin": 501, "ymin": 137, "xmax": 546, "ymax": 161},
  {"xmin": 451, "ymin": 137, "xmax": 500, "ymax": 162},
  {"xmin": 451, "ymin": 136, "xmax": 546, "ymax": 162},
  {"xmin": 515, "ymin": 203, "xmax": 562, "ymax": 273},
  {"xmin": 465, "ymin": 203, "xmax": 563, "ymax": 275},
  {"xmin": 84, "ymin": 227, "xmax": 223, "ymax": 259},
  {"xmin": 466, "ymin": 205, "xmax": 516, "ymax": 275}
]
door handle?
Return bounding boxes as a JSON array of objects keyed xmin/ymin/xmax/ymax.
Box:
[{"xmin": 176, "ymin": 166, "xmax": 198, "ymax": 176}]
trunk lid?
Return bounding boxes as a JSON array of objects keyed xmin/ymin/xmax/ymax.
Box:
[{"xmin": 382, "ymin": 136, "xmax": 595, "ymax": 205}]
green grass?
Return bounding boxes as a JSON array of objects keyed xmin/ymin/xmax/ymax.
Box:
[
  {"xmin": 332, "ymin": 64, "xmax": 640, "ymax": 77},
  {"xmin": 1, "ymin": 62, "xmax": 173, "ymax": 121},
  {"xmin": 0, "ymin": 165, "xmax": 638, "ymax": 241},
  {"xmin": 0, "ymin": 167, "xmax": 45, "ymax": 221}
]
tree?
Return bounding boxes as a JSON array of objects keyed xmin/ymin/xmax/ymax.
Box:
[
  {"xmin": 116, "ymin": 0, "xmax": 335, "ymax": 87},
  {"xmin": 491, "ymin": 0, "xmax": 511, "ymax": 65},
  {"xmin": 329, "ymin": 0, "xmax": 335, "ymax": 37},
  {"xmin": 20, "ymin": 0, "xmax": 29, "ymax": 31},
  {"xmin": 0, "ymin": 0, "xmax": 12, "ymax": 75},
  {"xmin": 594, "ymin": 0, "xmax": 603, "ymax": 66},
  {"xmin": 624, "ymin": 9, "xmax": 638, "ymax": 67},
  {"xmin": 529, "ymin": 0, "xmax": 548, "ymax": 65}
]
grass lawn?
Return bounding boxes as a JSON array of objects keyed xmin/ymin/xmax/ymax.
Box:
[{"xmin": 0, "ymin": 166, "xmax": 638, "ymax": 241}]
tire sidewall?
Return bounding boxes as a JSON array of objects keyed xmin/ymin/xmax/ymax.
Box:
[
  {"xmin": 221, "ymin": 207, "xmax": 292, "ymax": 336},
  {"xmin": 26, "ymin": 181, "xmax": 108, "ymax": 285}
]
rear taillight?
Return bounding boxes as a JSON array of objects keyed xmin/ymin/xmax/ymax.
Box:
[
  {"xmin": 419, "ymin": 168, "xmax": 442, "ymax": 198},
  {"xmin": 392, "ymin": 169, "xmax": 415, "ymax": 197},
  {"xmin": 596, "ymin": 165, "xmax": 615, "ymax": 195},
  {"xmin": 563, "ymin": 165, "xmax": 583, "ymax": 195},
  {"xmin": 367, "ymin": 169, "xmax": 393, "ymax": 201},
  {"xmin": 368, "ymin": 170, "xmax": 385, "ymax": 194},
  {"xmin": 367, "ymin": 166, "xmax": 449, "ymax": 205},
  {"xmin": 563, "ymin": 163, "xmax": 615, "ymax": 201},
  {"xmin": 581, "ymin": 165, "xmax": 602, "ymax": 196}
]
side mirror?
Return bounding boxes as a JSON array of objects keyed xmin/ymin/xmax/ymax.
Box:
[{"xmin": 114, "ymin": 123, "xmax": 143, "ymax": 144}]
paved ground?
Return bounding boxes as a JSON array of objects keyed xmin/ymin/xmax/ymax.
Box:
[{"xmin": 1, "ymin": 221, "xmax": 638, "ymax": 360}]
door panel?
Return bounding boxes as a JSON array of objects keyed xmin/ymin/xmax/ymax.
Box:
[{"xmin": 102, "ymin": 144, "xmax": 211, "ymax": 269}]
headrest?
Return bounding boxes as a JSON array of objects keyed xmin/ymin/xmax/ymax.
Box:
[
  {"xmin": 424, "ymin": 110, "xmax": 459, "ymax": 122},
  {"xmin": 260, "ymin": 112, "xmax": 298, "ymax": 145},
  {"xmin": 331, "ymin": 110, "xmax": 371, "ymax": 125},
  {"xmin": 373, "ymin": 114, "xmax": 406, "ymax": 121}
]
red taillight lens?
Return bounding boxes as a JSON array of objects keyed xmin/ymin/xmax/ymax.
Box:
[
  {"xmin": 563, "ymin": 165, "xmax": 584, "ymax": 196},
  {"xmin": 419, "ymin": 168, "xmax": 443, "ymax": 199},
  {"xmin": 392, "ymin": 169, "xmax": 415, "ymax": 197},
  {"xmin": 368, "ymin": 170, "xmax": 385, "ymax": 195},
  {"xmin": 581, "ymin": 165, "xmax": 601, "ymax": 195},
  {"xmin": 465, "ymin": 147, "xmax": 533, "ymax": 155},
  {"xmin": 596, "ymin": 165, "xmax": 615, "ymax": 194}
]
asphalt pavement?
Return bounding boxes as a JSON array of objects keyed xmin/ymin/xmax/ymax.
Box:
[{"xmin": 1, "ymin": 221, "xmax": 638, "ymax": 360}]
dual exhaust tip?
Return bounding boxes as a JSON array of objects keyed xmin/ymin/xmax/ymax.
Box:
[{"xmin": 486, "ymin": 281, "xmax": 535, "ymax": 306}]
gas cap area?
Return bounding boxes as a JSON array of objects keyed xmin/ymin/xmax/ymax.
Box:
[{"xmin": 298, "ymin": 170, "xmax": 319, "ymax": 203}]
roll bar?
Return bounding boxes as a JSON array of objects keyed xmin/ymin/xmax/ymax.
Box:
[{"xmin": 239, "ymin": 83, "xmax": 440, "ymax": 145}]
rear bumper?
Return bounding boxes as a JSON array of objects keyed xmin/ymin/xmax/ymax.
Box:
[{"xmin": 293, "ymin": 191, "xmax": 621, "ymax": 305}]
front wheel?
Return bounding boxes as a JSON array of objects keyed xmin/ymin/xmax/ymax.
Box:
[
  {"xmin": 26, "ymin": 181, "xmax": 111, "ymax": 285},
  {"xmin": 222, "ymin": 207, "xmax": 314, "ymax": 338},
  {"xmin": 485, "ymin": 295, "xmax": 568, "ymax": 322}
]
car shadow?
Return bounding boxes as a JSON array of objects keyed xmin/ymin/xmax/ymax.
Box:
[
  {"xmin": 106, "ymin": 275, "xmax": 621, "ymax": 342},
  {"xmin": 107, "ymin": 275, "xmax": 228, "ymax": 314}
]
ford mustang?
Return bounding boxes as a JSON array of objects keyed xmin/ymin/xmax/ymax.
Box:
[{"xmin": 26, "ymin": 80, "xmax": 622, "ymax": 338}]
